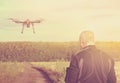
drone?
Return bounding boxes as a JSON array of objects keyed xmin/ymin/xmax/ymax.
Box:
[{"xmin": 9, "ymin": 18, "xmax": 44, "ymax": 33}]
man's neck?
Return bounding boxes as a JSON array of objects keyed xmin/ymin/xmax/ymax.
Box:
[{"xmin": 87, "ymin": 42, "xmax": 95, "ymax": 46}]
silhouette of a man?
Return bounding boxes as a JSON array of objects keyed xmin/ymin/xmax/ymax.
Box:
[{"xmin": 65, "ymin": 31, "xmax": 116, "ymax": 83}]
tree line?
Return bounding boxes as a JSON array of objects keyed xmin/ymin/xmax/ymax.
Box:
[{"xmin": 0, "ymin": 42, "xmax": 119, "ymax": 62}]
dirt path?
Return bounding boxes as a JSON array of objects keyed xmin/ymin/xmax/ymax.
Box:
[{"xmin": 14, "ymin": 63, "xmax": 51, "ymax": 83}]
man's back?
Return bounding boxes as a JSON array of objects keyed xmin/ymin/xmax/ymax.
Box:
[{"xmin": 65, "ymin": 45, "xmax": 116, "ymax": 83}]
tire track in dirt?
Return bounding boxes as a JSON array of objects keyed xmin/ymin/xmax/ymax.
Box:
[{"xmin": 14, "ymin": 62, "xmax": 52, "ymax": 83}]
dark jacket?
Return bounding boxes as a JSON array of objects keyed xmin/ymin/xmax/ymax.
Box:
[{"xmin": 65, "ymin": 45, "xmax": 116, "ymax": 83}]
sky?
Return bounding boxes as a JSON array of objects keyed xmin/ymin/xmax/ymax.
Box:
[{"xmin": 0, "ymin": 0, "xmax": 120, "ymax": 42}]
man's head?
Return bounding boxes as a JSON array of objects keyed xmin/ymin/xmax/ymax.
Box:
[{"xmin": 79, "ymin": 31, "xmax": 95, "ymax": 48}]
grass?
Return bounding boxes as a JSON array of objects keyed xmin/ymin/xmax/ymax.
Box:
[
  {"xmin": 115, "ymin": 61, "xmax": 120, "ymax": 83},
  {"xmin": 31, "ymin": 61, "xmax": 120, "ymax": 83},
  {"xmin": 31, "ymin": 61, "xmax": 69, "ymax": 83},
  {"xmin": 0, "ymin": 61, "xmax": 120, "ymax": 83},
  {"xmin": 0, "ymin": 62, "xmax": 24, "ymax": 83}
]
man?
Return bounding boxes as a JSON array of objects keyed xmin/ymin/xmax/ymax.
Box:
[{"xmin": 65, "ymin": 31, "xmax": 116, "ymax": 83}]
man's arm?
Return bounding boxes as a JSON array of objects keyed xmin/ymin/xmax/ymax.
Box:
[
  {"xmin": 65, "ymin": 56, "xmax": 79, "ymax": 83},
  {"xmin": 107, "ymin": 59, "xmax": 117, "ymax": 83}
]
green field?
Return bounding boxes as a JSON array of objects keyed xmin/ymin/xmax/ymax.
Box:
[{"xmin": 0, "ymin": 61, "xmax": 120, "ymax": 83}]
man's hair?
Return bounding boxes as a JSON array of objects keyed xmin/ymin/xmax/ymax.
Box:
[{"xmin": 79, "ymin": 31, "xmax": 95, "ymax": 45}]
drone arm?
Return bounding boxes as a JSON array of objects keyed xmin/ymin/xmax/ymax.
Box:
[
  {"xmin": 13, "ymin": 20, "xmax": 23, "ymax": 23},
  {"xmin": 9, "ymin": 18, "xmax": 23, "ymax": 23},
  {"xmin": 32, "ymin": 19, "xmax": 44, "ymax": 23}
]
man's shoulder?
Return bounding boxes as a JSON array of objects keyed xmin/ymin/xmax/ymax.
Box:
[
  {"xmin": 73, "ymin": 48, "xmax": 89, "ymax": 58},
  {"xmin": 97, "ymin": 48, "xmax": 114, "ymax": 61}
]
